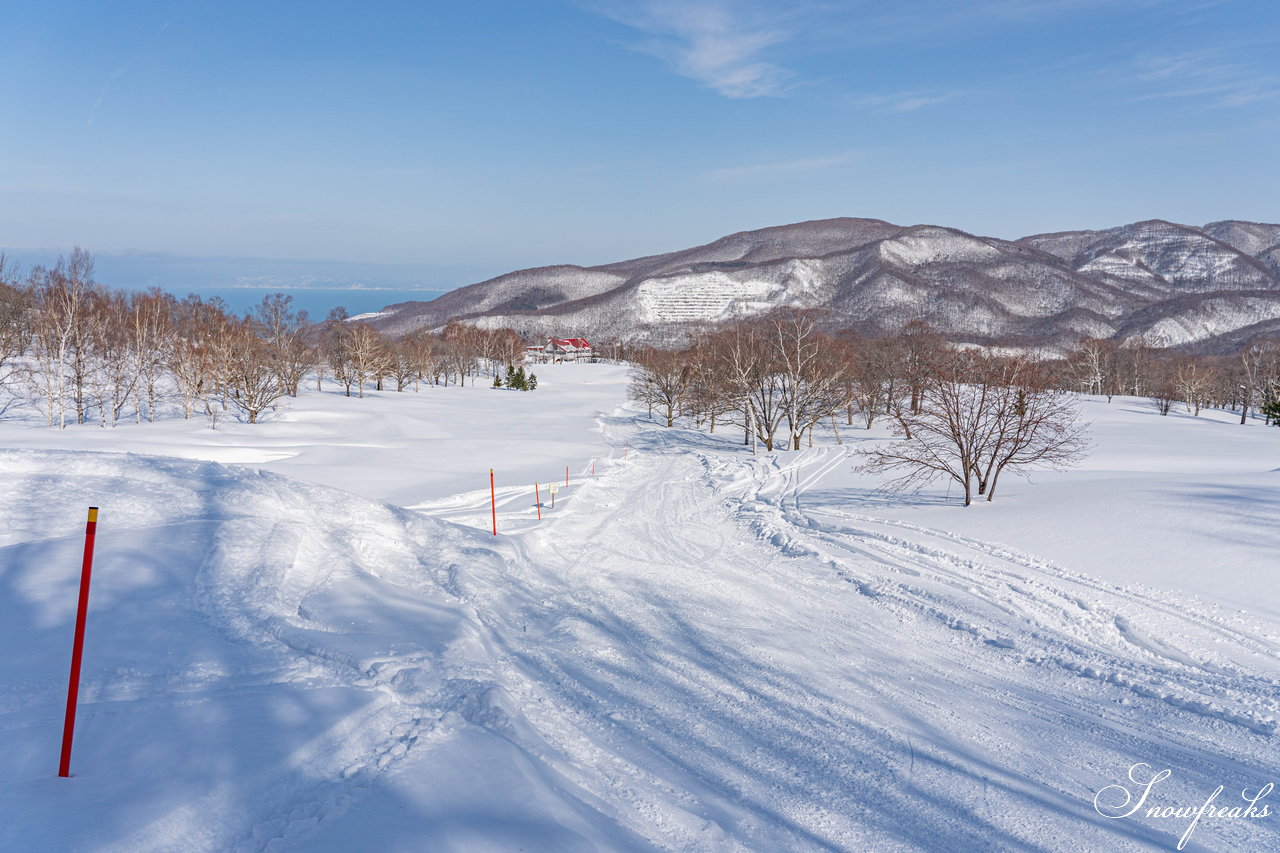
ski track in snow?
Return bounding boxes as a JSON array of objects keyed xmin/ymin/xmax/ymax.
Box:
[
  {"xmin": 404, "ymin": 409, "xmax": 1280, "ymax": 851},
  {"xmin": 3, "ymin": 404, "xmax": 1279, "ymax": 851}
]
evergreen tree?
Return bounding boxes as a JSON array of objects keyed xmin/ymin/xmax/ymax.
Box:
[
  {"xmin": 528, "ymin": 373, "xmax": 538, "ymax": 391},
  {"xmin": 1262, "ymin": 397, "xmax": 1280, "ymax": 426},
  {"xmin": 492, "ymin": 374, "xmax": 503, "ymax": 389}
]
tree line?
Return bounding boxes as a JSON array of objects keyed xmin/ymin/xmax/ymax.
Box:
[
  {"xmin": 628, "ymin": 312, "xmax": 1280, "ymax": 505},
  {"xmin": 0, "ymin": 249, "xmax": 533, "ymax": 427},
  {"xmin": 1066, "ymin": 335, "xmax": 1280, "ymax": 423}
]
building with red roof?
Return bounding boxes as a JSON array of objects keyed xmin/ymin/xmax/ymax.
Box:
[{"xmin": 526, "ymin": 337, "xmax": 594, "ymax": 363}]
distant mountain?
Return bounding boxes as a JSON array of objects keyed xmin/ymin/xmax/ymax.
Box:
[{"xmin": 371, "ymin": 217, "xmax": 1280, "ymax": 351}]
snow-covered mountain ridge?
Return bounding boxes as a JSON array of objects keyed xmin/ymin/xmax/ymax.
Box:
[{"xmin": 373, "ymin": 217, "xmax": 1280, "ymax": 350}]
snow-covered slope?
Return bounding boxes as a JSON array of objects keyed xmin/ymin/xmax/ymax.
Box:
[
  {"xmin": 0, "ymin": 450, "xmax": 650, "ymax": 851},
  {"xmin": 1202, "ymin": 220, "xmax": 1280, "ymax": 258},
  {"xmin": 3, "ymin": 369, "xmax": 1280, "ymax": 851},
  {"xmin": 1024, "ymin": 220, "xmax": 1276, "ymax": 297},
  {"xmin": 374, "ymin": 217, "xmax": 1280, "ymax": 350}
]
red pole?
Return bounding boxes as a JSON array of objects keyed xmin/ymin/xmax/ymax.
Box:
[
  {"xmin": 534, "ymin": 482, "xmax": 541, "ymax": 520},
  {"xmin": 490, "ymin": 469, "xmax": 497, "ymax": 536},
  {"xmin": 59, "ymin": 506, "xmax": 99, "ymax": 778},
  {"xmin": 592, "ymin": 459, "xmax": 595, "ymax": 477},
  {"xmin": 565, "ymin": 465, "xmax": 569, "ymax": 487}
]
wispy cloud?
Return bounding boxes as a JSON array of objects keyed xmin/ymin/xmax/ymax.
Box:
[
  {"xmin": 87, "ymin": 67, "xmax": 130, "ymax": 127},
  {"xmin": 87, "ymin": 20, "xmax": 171, "ymax": 126},
  {"xmin": 1133, "ymin": 49, "xmax": 1280, "ymax": 108},
  {"xmin": 587, "ymin": 1, "xmax": 1196, "ymax": 101},
  {"xmin": 700, "ymin": 150, "xmax": 860, "ymax": 183},
  {"xmin": 590, "ymin": 1, "xmax": 804, "ymax": 98},
  {"xmin": 856, "ymin": 89, "xmax": 969, "ymax": 113},
  {"xmin": 802, "ymin": 0, "xmax": 1190, "ymax": 49}
]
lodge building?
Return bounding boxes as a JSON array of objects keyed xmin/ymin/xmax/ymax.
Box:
[{"xmin": 525, "ymin": 338, "xmax": 593, "ymax": 363}]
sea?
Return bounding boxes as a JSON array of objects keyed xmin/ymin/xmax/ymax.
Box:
[
  {"xmin": 150, "ymin": 287, "xmax": 449, "ymax": 320},
  {"xmin": 4, "ymin": 249, "xmax": 468, "ymax": 322}
]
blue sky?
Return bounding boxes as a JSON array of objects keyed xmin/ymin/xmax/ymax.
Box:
[{"xmin": 2, "ymin": 0, "xmax": 1278, "ymax": 289}]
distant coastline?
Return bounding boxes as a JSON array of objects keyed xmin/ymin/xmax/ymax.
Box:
[
  {"xmin": 167, "ymin": 284, "xmax": 450, "ymax": 317},
  {"xmin": 153, "ymin": 285, "xmax": 448, "ymax": 318}
]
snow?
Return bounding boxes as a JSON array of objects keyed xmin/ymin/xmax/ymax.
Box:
[
  {"xmin": 827, "ymin": 397, "xmax": 1280, "ymax": 624},
  {"xmin": 2, "ymin": 366, "xmax": 1279, "ymax": 851},
  {"xmin": 1138, "ymin": 296, "xmax": 1280, "ymax": 347},
  {"xmin": 879, "ymin": 228, "xmax": 1003, "ymax": 265},
  {"xmin": 635, "ymin": 272, "xmax": 781, "ymax": 323},
  {"xmin": 0, "ymin": 364, "xmax": 627, "ymax": 509}
]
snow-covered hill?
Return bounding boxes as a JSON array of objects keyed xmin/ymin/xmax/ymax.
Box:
[
  {"xmin": 3, "ymin": 366, "xmax": 1279, "ymax": 851},
  {"xmin": 373, "ymin": 217, "xmax": 1280, "ymax": 350}
]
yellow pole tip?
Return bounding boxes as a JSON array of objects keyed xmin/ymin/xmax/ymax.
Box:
[{"xmin": 87, "ymin": 508, "xmax": 99, "ymax": 522}]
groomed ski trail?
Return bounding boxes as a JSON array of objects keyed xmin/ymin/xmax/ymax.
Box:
[{"xmin": 441, "ymin": 411, "xmax": 1280, "ymax": 852}]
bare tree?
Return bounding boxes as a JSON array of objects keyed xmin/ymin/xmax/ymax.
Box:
[
  {"xmin": 474, "ymin": 327, "xmax": 524, "ymax": 376},
  {"xmin": 254, "ymin": 293, "xmax": 314, "ymax": 397},
  {"xmin": 860, "ymin": 350, "xmax": 989, "ymax": 504},
  {"xmin": 388, "ymin": 330, "xmax": 434, "ymax": 391},
  {"xmin": 1145, "ymin": 355, "xmax": 1178, "ymax": 416},
  {"xmin": 130, "ymin": 289, "xmax": 176, "ymax": 422},
  {"xmin": 970, "ymin": 357, "xmax": 1089, "ymax": 501},
  {"xmin": 343, "ymin": 322, "xmax": 393, "ymax": 397},
  {"xmin": 852, "ymin": 336, "xmax": 901, "ymax": 429},
  {"xmin": 86, "ymin": 289, "xmax": 141, "ymax": 426},
  {"xmin": 440, "ymin": 323, "xmax": 484, "ymax": 386},
  {"xmin": 221, "ymin": 319, "xmax": 286, "ymax": 424},
  {"xmin": 1068, "ymin": 337, "xmax": 1119, "ymax": 399},
  {"xmin": 1118, "ymin": 335, "xmax": 1161, "ymax": 399},
  {"xmin": 1173, "ymin": 356, "xmax": 1214, "ymax": 416},
  {"xmin": 629, "ymin": 347, "xmax": 694, "ymax": 427},
  {"xmin": 703, "ymin": 320, "xmax": 788, "ymax": 450},
  {"xmin": 24, "ymin": 250, "xmax": 103, "ymax": 427},
  {"xmin": 1237, "ymin": 341, "xmax": 1278, "ymax": 425},
  {"xmin": 766, "ymin": 310, "xmax": 849, "ymax": 449},
  {"xmin": 899, "ymin": 321, "xmax": 943, "ymax": 415},
  {"xmin": 170, "ymin": 295, "xmax": 226, "ymax": 419},
  {"xmin": 683, "ymin": 341, "xmax": 735, "ymax": 433},
  {"xmin": 0, "ymin": 255, "xmax": 31, "ymax": 413},
  {"xmin": 60, "ymin": 249, "xmax": 102, "ymax": 425},
  {"xmin": 861, "ymin": 350, "xmax": 1088, "ymax": 505}
]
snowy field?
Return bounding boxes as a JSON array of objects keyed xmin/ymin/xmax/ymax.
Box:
[{"xmin": 2, "ymin": 363, "xmax": 1279, "ymax": 851}]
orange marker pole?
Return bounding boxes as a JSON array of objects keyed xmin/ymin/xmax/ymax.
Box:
[
  {"xmin": 489, "ymin": 469, "xmax": 497, "ymax": 536},
  {"xmin": 535, "ymin": 482, "xmax": 541, "ymax": 520},
  {"xmin": 59, "ymin": 507, "xmax": 99, "ymax": 778}
]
